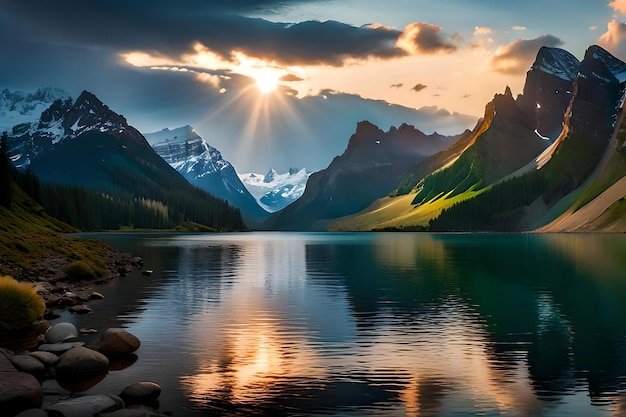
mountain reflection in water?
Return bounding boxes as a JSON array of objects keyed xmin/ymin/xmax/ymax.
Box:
[{"xmin": 61, "ymin": 232, "xmax": 626, "ymax": 416}]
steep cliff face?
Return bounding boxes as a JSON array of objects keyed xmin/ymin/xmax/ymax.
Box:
[{"xmin": 517, "ymin": 46, "xmax": 580, "ymax": 142}]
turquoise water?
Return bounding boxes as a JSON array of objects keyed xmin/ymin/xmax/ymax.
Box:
[{"xmin": 50, "ymin": 232, "xmax": 626, "ymax": 416}]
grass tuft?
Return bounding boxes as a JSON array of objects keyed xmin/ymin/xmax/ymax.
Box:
[{"xmin": 0, "ymin": 276, "xmax": 46, "ymax": 330}]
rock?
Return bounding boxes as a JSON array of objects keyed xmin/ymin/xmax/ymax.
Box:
[
  {"xmin": 142, "ymin": 270, "xmax": 153, "ymax": 276},
  {"xmin": 119, "ymin": 382, "xmax": 161, "ymax": 404},
  {"xmin": 46, "ymin": 394, "xmax": 124, "ymax": 417},
  {"xmin": 80, "ymin": 328, "xmax": 98, "ymax": 334},
  {"xmin": 96, "ymin": 404, "xmax": 168, "ymax": 416},
  {"xmin": 29, "ymin": 351, "xmax": 59, "ymax": 367},
  {"xmin": 45, "ymin": 323, "xmax": 78, "ymax": 344},
  {"xmin": 10, "ymin": 354, "xmax": 45, "ymax": 376},
  {"xmin": 69, "ymin": 304, "xmax": 93, "ymax": 315},
  {"xmin": 56, "ymin": 346, "xmax": 109, "ymax": 376},
  {"xmin": 0, "ymin": 371, "xmax": 44, "ymax": 416},
  {"xmin": 90, "ymin": 291, "xmax": 105, "ymax": 300},
  {"xmin": 14, "ymin": 408, "xmax": 48, "ymax": 417},
  {"xmin": 130, "ymin": 257, "xmax": 144, "ymax": 268},
  {"xmin": 0, "ymin": 351, "xmax": 17, "ymax": 372},
  {"xmin": 89, "ymin": 328, "xmax": 140, "ymax": 357},
  {"xmin": 56, "ymin": 370, "xmax": 107, "ymax": 393},
  {"xmin": 37, "ymin": 342, "xmax": 84, "ymax": 354},
  {"xmin": 0, "ymin": 347, "xmax": 14, "ymax": 360}
]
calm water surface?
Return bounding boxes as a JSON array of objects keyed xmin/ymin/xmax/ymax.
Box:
[{"xmin": 48, "ymin": 232, "xmax": 626, "ymax": 416}]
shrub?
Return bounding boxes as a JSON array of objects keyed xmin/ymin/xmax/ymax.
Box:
[
  {"xmin": 64, "ymin": 260, "xmax": 97, "ymax": 281},
  {"xmin": 0, "ymin": 276, "xmax": 46, "ymax": 330}
]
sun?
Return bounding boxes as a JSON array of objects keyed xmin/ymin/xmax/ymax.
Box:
[{"xmin": 255, "ymin": 73, "xmax": 279, "ymax": 94}]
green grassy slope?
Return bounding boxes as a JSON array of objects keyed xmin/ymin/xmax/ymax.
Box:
[{"xmin": 0, "ymin": 182, "xmax": 111, "ymax": 278}]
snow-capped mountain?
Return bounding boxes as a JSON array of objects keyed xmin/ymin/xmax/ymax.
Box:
[
  {"xmin": 144, "ymin": 126, "xmax": 270, "ymax": 225},
  {"xmin": 238, "ymin": 168, "xmax": 312, "ymax": 212},
  {"xmin": 4, "ymin": 90, "xmax": 145, "ymax": 169},
  {"xmin": 0, "ymin": 87, "xmax": 71, "ymax": 133}
]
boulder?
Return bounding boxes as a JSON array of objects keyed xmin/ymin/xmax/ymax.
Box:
[
  {"xmin": 37, "ymin": 342, "xmax": 84, "ymax": 354},
  {"xmin": 90, "ymin": 292, "xmax": 105, "ymax": 300},
  {"xmin": 119, "ymin": 382, "xmax": 161, "ymax": 404},
  {"xmin": 10, "ymin": 354, "xmax": 45, "ymax": 376},
  {"xmin": 29, "ymin": 351, "xmax": 59, "ymax": 367},
  {"xmin": 89, "ymin": 328, "xmax": 140, "ymax": 356},
  {"xmin": 68, "ymin": 305, "xmax": 93, "ymax": 315},
  {"xmin": 0, "ymin": 350, "xmax": 16, "ymax": 372},
  {"xmin": 14, "ymin": 408, "xmax": 48, "ymax": 417},
  {"xmin": 96, "ymin": 404, "xmax": 168, "ymax": 417},
  {"xmin": 45, "ymin": 323, "xmax": 78, "ymax": 344},
  {"xmin": 56, "ymin": 346, "xmax": 109, "ymax": 376},
  {"xmin": 46, "ymin": 394, "xmax": 124, "ymax": 417},
  {"xmin": 0, "ymin": 371, "xmax": 43, "ymax": 416}
]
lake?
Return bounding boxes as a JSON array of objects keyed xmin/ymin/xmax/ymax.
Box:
[{"xmin": 47, "ymin": 232, "xmax": 626, "ymax": 416}]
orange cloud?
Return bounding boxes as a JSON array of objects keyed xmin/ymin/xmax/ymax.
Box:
[
  {"xmin": 598, "ymin": 19, "xmax": 626, "ymax": 60},
  {"xmin": 491, "ymin": 35, "xmax": 563, "ymax": 74},
  {"xmin": 396, "ymin": 22, "xmax": 458, "ymax": 55},
  {"xmin": 609, "ymin": 0, "xmax": 626, "ymax": 15},
  {"xmin": 474, "ymin": 26, "xmax": 492, "ymax": 35}
]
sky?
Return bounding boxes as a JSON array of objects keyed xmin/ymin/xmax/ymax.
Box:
[{"xmin": 1, "ymin": 0, "xmax": 625, "ymax": 172}]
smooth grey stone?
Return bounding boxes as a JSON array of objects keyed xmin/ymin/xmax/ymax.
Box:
[
  {"xmin": 10, "ymin": 354, "xmax": 45, "ymax": 376},
  {"xmin": 45, "ymin": 323, "xmax": 78, "ymax": 344},
  {"xmin": 46, "ymin": 394, "xmax": 124, "ymax": 417},
  {"xmin": 29, "ymin": 351, "xmax": 59, "ymax": 367},
  {"xmin": 37, "ymin": 342, "xmax": 84, "ymax": 354},
  {"xmin": 15, "ymin": 408, "xmax": 48, "ymax": 417},
  {"xmin": 97, "ymin": 404, "xmax": 168, "ymax": 416}
]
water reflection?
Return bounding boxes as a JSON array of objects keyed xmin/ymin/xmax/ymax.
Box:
[{"xmin": 71, "ymin": 232, "xmax": 626, "ymax": 416}]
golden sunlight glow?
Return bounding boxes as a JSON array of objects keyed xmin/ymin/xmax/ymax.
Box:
[{"xmin": 255, "ymin": 73, "xmax": 279, "ymax": 94}]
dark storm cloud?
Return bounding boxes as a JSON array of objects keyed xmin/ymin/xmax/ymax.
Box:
[
  {"xmin": 411, "ymin": 83, "xmax": 427, "ymax": 92},
  {"xmin": 0, "ymin": 0, "xmax": 405, "ymax": 67},
  {"xmin": 491, "ymin": 34, "xmax": 563, "ymax": 74}
]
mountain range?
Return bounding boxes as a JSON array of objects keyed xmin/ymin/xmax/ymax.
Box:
[
  {"xmin": 143, "ymin": 126, "xmax": 269, "ymax": 226},
  {"xmin": 238, "ymin": 168, "xmax": 311, "ymax": 213},
  {"xmin": 327, "ymin": 45, "xmax": 626, "ymax": 232},
  {"xmin": 2, "ymin": 90, "xmax": 244, "ymax": 231},
  {"xmin": 1, "ymin": 44, "xmax": 624, "ymax": 233}
]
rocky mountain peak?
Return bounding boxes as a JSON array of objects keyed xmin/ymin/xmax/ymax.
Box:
[{"xmin": 531, "ymin": 46, "xmax": 580, "ymax": 81}]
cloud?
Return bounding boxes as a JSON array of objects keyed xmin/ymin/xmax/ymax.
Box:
[
  {"xmin": 512, "ymin": 26, "xmax": 527, "ymax": 31},
  {"xmin": 609, "ymin": 0, "xmax": 626, "ymax": 15},
  {"xmin": 411, "ymin": 83, "xmax": 427, "ymax": 92},
  {"xmin": 598, "ymin": 19, "xmax": 626, "ymax": 59},
  {"xmin": 474, "ymin": 26, "xmax": 492, "ymax": 35},
  {"xmin": 390, "ymin": 83, "xmax": 404, "ymax": 89},
  {"xmin": 0, "ymin": 0, "xmax": 405, "ymax": 67},
  {"xmin": 590, "ymin": 25, "xmax": 599, "ymax": 30},
  {"xmin": 396, "ymin": 23, "xmax": 458, "ymax": 55},
  {"xmin": 280, "ymin": 74, "xmax": 305, "ymax": 82},
  {"xmin": 490, "ymin": 34, "xmax": 563, "ymax": 74}
]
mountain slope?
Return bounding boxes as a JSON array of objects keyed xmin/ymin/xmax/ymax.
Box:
[
  {"xmin": 0, "ymin": 87, "xmax": 71, "ymax": 134},
  {"xmin": 4, "ymin": 90, "xmax": 245, "ymax": 231},
  {"xmin": 431, "ymin": 45, "xmax": 626, "ymax": 232},
  {"xmin": 331, "ymin": 87, "xmax": 548, "ymax": 231},
  {"xmin": 269, "ymin": 121, "xmax": 458, "ymax": 231},
  {"xmin": 144, "ymin": 126, "xmax": 269, "ymax": 226},
  {"xmin": 239, "ymin": 168, "xmax": 312, "ymax": 212}
]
